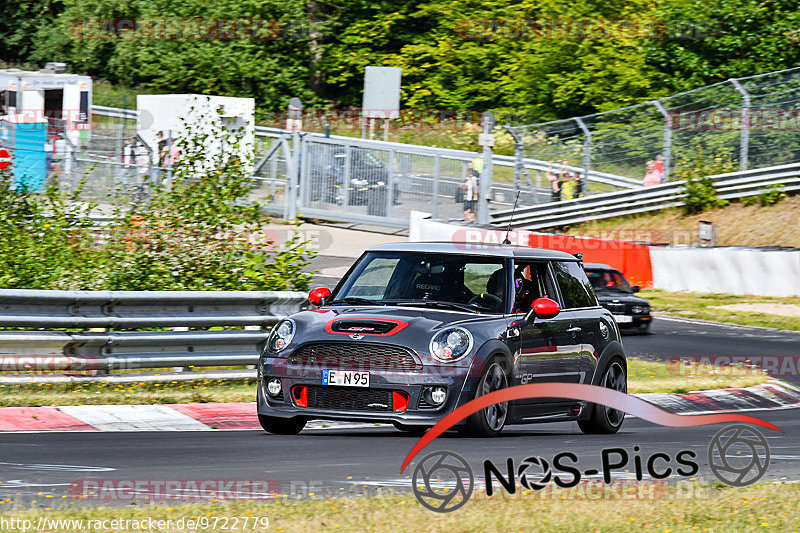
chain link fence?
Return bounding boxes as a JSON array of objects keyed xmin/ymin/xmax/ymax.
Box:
[{"xmin": 507, "ymin": 66, "xmax": 800, "ymax": 189}]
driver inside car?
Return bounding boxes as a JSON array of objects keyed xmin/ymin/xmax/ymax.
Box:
[{"xmin": 468, "ymin": 268, "xmax": 505, "ymax": 312}]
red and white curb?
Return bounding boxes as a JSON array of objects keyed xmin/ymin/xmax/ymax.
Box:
[
  {"xmin": 635, "ymin": 380, "xmax": 800, "ymax": 415},
  {"xmin": 1, "ymin": 381, "xmax": 798, "ymax": 432},
  {"xmin": 0, "ymin": 403, "xmax": 381, "ymax": 432}
]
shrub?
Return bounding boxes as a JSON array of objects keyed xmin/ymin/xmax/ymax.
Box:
[
  {"xmin": 0, "ymin": 119, "xmax": 313, "ymax": 291},
  {"xmin": 681, "ymin": 176, "xmax": 729, "ymax": 215}
]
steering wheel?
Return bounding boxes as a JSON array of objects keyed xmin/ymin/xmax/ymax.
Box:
[{"xmin": 469, "ymin": 293, "xmax": 503, "ymax": 310}]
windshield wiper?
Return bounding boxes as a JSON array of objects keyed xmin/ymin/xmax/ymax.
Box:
[
  {"xmin": 389, "ymin": 300, "xmax": 481, "ymax": 313},
  {"xmin": 326, "ymin": 297, "xmax": 383, "ymax": 306}
]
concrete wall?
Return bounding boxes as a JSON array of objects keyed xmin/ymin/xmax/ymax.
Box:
[{"xmin": 650, "ymin": 247, "xmax": 800, "ymax": 296}]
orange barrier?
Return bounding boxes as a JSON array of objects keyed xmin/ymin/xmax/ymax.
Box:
[{"xmin": 527, "ymin": 233, "xmax": 654, "ymax": 289}]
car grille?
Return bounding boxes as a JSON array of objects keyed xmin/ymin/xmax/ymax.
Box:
[
  {"xmin": 289, "ymin": 343, "xmax": 421, "ymax": 371},
  {"xmin": 604, "ymin": 302, "xmax": 628, "ymax": 314},
  {"xmin": 306, "ymin": 386, "xmax": 392, "ymax": 411}
]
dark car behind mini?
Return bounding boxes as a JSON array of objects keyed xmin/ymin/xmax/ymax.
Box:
[{"xmin": 583, "ymin": 263, "xmax": 652, "ymax": 333}]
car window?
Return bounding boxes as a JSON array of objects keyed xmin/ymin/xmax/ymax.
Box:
[
  {"xmin": 586, "ymin": 269, "xmax": 632, "ymax": 292},
  {"xmin": 332, "ymin": 252, "xmax": 508, "ymax": 313},
  {"xmin": 347, "ymin": 257, "xmax": 400, "ymax": 299},
  {"xmin": 553, "ymin": 261, "xmax": 598, "ymax": 309},
  {"xmin": 512, "ymin": 261, "xmax": 552, "ymax": 312},
  {"xmin": 463, "ymin": 263, "xmax": 504, "ymax": 294}
]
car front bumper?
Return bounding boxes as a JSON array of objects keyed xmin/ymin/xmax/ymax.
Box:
[{"xmin": 257, "ymin": 357, "xmax": 476, "ymax": 426}]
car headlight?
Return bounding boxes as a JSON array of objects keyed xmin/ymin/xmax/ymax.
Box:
[
  {"xmin": 269, "ymin": 319, "xmax": 295, "ymax": 352},
  {"xmin": 429, "ymin": 327, "xmax": 473, "ymax": 363},
  {"xmin": 632, "ymin": 305, "xmax": 649, "ymax": 314}
]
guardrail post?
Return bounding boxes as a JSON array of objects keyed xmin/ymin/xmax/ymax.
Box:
[
  {"xmin": 574, "ymin": 117, "xmax": 592, "ymax": 195},
  {"xmin": 652, "ymin": 100, "xmax": 672, "ymax": 180},
  {"xmin": 730, "ymin": 78, "xmax": 750, "ymax": 171}
]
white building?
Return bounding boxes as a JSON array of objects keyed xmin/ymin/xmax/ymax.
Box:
[
  {"xmin": 0, "ymin": 64, "xmax": 92, "ymax": 146},
  {"xmin": 136, "ymin": 94, "xmax": 256, "ymax": 174}
]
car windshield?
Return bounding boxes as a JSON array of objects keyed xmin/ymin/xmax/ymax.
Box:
[
  {"xmin": 586, "ymin": 269, "xmax": 632, "ymax": 293},
  {"xmin": 331, "ymin": 252, "xmax": 508, "ymax": 313}
]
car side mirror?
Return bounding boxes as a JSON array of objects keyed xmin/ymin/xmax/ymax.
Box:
[
  {"xmin": 532, "ymin": 297, "xmax": 560, "ymax": 319},
  {"xmin": 308, "ymin": 287, "xmax": 331, "ymax": 307},
  {"xmin": 631, "ymin": 285, "xmax": 640, "ymax": 293}
]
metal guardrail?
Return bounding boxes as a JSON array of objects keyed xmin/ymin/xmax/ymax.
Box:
[
  {"xmin": 0, "ymin": 290, "xmax": 308, "ymax": 373},
  {"xmin": 490, "ymin": 162, "xmax": 800, "ymax": 229},
  {"xmin": 92, "ymin": 106, "xmax": 638, "ymax": 190}
]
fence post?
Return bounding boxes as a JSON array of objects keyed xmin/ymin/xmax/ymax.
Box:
[
  {"xmin": 477, "ymin": 111, "xmax": 494, "ymax": 225},
  {"xmin": 652, "ymin": 100, "xmax": 672, "ymax": 180},
  {"xmin": 730, "ymin": 78, "xmax": 750, "ymax": 171},
  {"xmin": 114, "ymin": 123, "xmax": 123, "ymax": 184},
  {"xmin": 287, "ymin": 132, "xmax": 300, "ymax": 220},
  {"xmin": 432, "ymin": 153, "xmax": 440, "ymax": 219},
  {"xmin": 385, "ymin": 149, "xmax": 395, "ymax": 217},
  {"xmin": 574, "ymin": 117, "xmax": 591, "ymax": 195},
  {"xmin": 342, "ymin": 144, "xmax": 351, "ymax": 211}
]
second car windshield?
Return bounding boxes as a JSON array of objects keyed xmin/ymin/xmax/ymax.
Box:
[
  {"xmin": 586, "ymin": 269, "xmax": 632, "ymax": 292},
  {"xmin": 331, "ymin": 252, "xmax": 508, "ymax": 313}
]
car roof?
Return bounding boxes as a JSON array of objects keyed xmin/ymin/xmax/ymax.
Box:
[
  {"xmin": 367, "ymin": 241, "xmax": 579, "ymax": 260},
  {"xmin": 583, "ymin": 263, "xmax": 618, "ymax": 271}
]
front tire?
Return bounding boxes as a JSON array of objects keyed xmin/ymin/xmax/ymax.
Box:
[
  {"xmin": 578, "ymin": 358, "xmax": 627, "ymax": 435},
  {"xmin": 464, "ymin": 360, "xmax": 509, "ymax": 437},
  {"xmin": 258, "ymin": 414, "xmax": 306, "ymax": 435}
]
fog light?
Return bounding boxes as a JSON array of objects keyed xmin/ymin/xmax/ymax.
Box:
[
  {"xmin": 267, "ymin": 378, "xmax": 282, "ymax": 397},
  {"xmin": 429, "ymin": 387, "xmax": 447, "ymax": 405}
]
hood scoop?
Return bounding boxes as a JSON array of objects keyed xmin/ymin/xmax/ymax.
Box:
[{"xmin": 326, "ymin": 318, "xmax": 409, "ymax": 336}]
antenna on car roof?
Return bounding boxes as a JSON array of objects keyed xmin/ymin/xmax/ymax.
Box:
[{"xmin": 502, "ymin": 191, "xmax": 521, "ymax": 245}]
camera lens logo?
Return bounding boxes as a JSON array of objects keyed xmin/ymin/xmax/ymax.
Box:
[
  {"xmin": 412, "ymin": 451, "xmax": 474, "ymax": 513},
  {"xmin": 708, "ymin": 424, "xmax": 770, "ymax": 487},
  {"xmin": 517, "ymin": 456, "xmax": 552, "ymax": 490}
]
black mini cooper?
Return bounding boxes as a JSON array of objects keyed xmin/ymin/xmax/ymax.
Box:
[{"xmin": 258, "ymin": 243, "xmax": 628, "ymax": 437}]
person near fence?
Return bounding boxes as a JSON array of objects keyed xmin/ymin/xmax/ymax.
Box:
[
  {"xmin": 121, "ymin": 138, "xmax": 137, "ymax": 187},
  {"xmin": 546, "ymin": 162, "xmax": 561, "ymax": 202},
  {"xmin": 654, "ymin": 155, "xmax": 666, "ymax": 181},
  {"xmin": 644, "ymin": 160, "xmax": 661, "ymax": 187},
  {"xmin": 573, "ymin": 172, "xmax": 584, "ymax": 198},
  {"xmin": 461, "ymin": 162, "xmax": 479, "ymax": 221},
  {"xmin": 560, "ymin": 161, "xmax": 576, "ymax": 200}
]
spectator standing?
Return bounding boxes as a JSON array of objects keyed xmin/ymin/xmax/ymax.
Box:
[
  {"xmin": 461, "ymin": 163, "xmax": 479, "ymax": 222},
  {"xmin": 654, "ymin": 154, "xmax": 665, "ymax": 181},
  {"xmin": 643, "ymin": 161, "xmax": 661, "ymax": 187},
  {"xmin": 574, "ymin": 172, "xmax": 584, "ymax": 198},
  {"xmin": 546, "ymin": 162, "xmax": 561, "ymax": 202},
  {"xmin": 560, "ymin": 162, "xmax": 575, "ymax": 200}
]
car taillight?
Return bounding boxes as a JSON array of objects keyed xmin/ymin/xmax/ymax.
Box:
[
  {"xmin": 392, "ymin": 391, "xmax": 409, "ymax": 412},
  {"xmin": 292, "ymin": 386, "xmax": 307, "ymax": 407}
]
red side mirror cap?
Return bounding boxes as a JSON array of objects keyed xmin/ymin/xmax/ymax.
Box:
[
  {"xmin": 532, "ymin": 297, "xmax": 560, "ymax": 319},
  {"xmin": 308, "ymin": 287, "xmax": 331, "ymax": 307}
]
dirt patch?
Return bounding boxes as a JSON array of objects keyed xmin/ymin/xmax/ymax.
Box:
[
  {"xmin": 710, "ymin": 303, "xmax": 800, "ymax": 317},
  {"xmin": 569, "ymin": 194, "xmax": 800, "ymax": 247}
]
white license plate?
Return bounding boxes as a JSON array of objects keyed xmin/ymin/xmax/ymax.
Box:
[
  {"xmin": 613, "ymin": 315, "xmax": 633, "ymax": 324},
  {"xmin": 322, "ymin": 370, "xmax": 370, "ymax": 387}
]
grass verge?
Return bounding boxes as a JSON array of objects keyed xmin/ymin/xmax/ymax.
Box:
[
  {"xmin": 2, "ymin": 483, "xmax": 796, "ymax": 532},
  {"xmin": 642, "ymin": 290, "xmax": 800, "ymax": 331},
  {"xmin": 0, "ymin": 358, "xmax": 768, "ymax": 406}
]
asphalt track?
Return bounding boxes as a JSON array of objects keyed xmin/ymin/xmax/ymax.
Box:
[{"xmin": 1, "ymin": 313, "xmax": 799, "ymax": 503}]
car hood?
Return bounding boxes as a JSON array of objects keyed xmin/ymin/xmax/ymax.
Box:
[{"xmin": 594, "ymin": 290, "xmax": 648, "ymax": 305}]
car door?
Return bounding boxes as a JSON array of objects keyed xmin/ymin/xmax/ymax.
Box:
[
  {"xmin": 510, "ymin": 261, "xmax": 584, "ymax": 418},
  {"xmin": 551, "ymin": 260, "xmax": 604, "ymax": 380}
]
